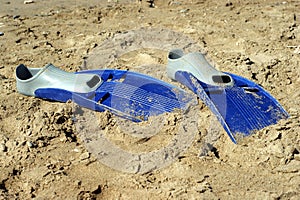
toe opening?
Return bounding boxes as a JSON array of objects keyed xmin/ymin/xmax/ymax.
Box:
[
  {"xmin": 168, "ymin": 49, "xmax": 184, "ymax": 59},
  {"xmin": 16, "ymin": 64, "xmax": 33, "ymax": 80}
]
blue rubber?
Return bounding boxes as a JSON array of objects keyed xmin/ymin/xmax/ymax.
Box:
[
  {"xmin": 174, "ymin": 71, "xmax": 289, "ymax": 143},
  {"xmin": 35, "ymin": 69, "xmax": 193, "ymax": 122}
]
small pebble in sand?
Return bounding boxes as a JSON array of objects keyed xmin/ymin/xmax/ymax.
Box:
[
  {"xmin": 180, "ymin": 9, "xmax": 189, "ymax": 13},
  {"xmin": 0, "ymin": 32, "xmax": 4, "ymax": 36},
  {"xmin": 294, "ymin": 46, "xmax": 300, "ymax": 54},
  {"xmin": 13, "ymin": 15, "xmax": 20, "ymax": 19},
  {"xmin": 24, "ymin": 0, "xmax": 34, "ymax": 4},
  {"xmin": 42, "ymin": 31, "xmax": 49, "ymax": 37},
  {"xmin": 26, "ymin": 141, "xmax": 34, "ymax": 148},
  {"xmin": 73, "ymin": 148, "xmax": 80, "ymax": 153},
  {"xmin": 79, "ymin": 152, "xmax": 90, "ymax": 160},
  {"xmin": 0, "ymin": 143, "xmax": 7, "ymax": 152}
]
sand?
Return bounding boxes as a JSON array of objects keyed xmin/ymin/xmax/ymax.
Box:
[{"xmin": 0, "ymin": 0, "xmax": 299, "ymax": 199}]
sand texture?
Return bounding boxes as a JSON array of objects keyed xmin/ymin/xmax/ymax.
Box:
[{"xmin": 0, "ymin": 0, "xmax": 299, "ymax": 199}]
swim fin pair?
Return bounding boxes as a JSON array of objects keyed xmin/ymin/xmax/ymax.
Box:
[{"xmin": 16, "ymin": 50, "xmax": 289, "ymax": 143}]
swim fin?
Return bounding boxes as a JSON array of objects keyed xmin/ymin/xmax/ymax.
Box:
[
  {"xmin": 167, "ymin": 49, "xmax": 289, "ymax": 143},
  {"xmin": 16, "ymin": 63, "xmax": 194, "ymax": 122}
]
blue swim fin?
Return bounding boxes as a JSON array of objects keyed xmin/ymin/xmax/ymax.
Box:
[
  {"xmin": 16, "ymin": 63, "xmax": 194, "ymax": 122},
  {"xmin": 167, "ymin": 49, "xmax": 289, "ymax": 143}
]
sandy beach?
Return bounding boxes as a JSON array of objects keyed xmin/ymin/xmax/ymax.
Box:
[{"xmin": 0, "ymin": 0, "xmax": 299, "ymax": 199}]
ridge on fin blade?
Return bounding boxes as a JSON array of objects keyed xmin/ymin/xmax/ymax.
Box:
[
  {"xmin": 16, "ymin": 64, "xmax": 195, "ymax": 122},
  {"xmin": 167, "ymin": 49, "xmax": 289, "ymax": 143}
]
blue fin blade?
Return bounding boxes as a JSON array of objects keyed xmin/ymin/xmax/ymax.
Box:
[
  {"xmin": 35, "ymin": 69, "xmax": 194, "ymax": 121},
  {"xmin": 175, "ymin": 71, "xmax": 289, "ymax": 143},
  {"xmin": 35, "ymin": 88, "xmax": 73, "ymax": 102},
  {"xmin": 81, "ymin": 69, "xmax": 194, "ymax": 120}
]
